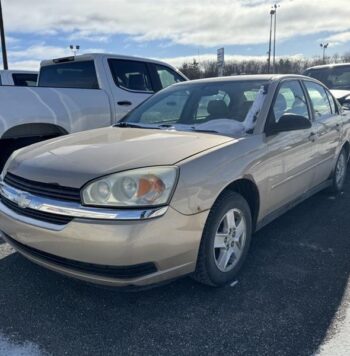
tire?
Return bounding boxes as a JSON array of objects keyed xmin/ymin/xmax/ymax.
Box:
[
  {"xmin": 192, "ymin": 191, "xmax": 252, "ymax": 287},
  {"xmin": 329, "ymin": 148, "xmax": 347, "ymax": 194}
]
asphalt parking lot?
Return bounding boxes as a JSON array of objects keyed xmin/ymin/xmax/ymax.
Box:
[{"xmin": 1, "ymin": 174, "xmax": 350, "ymax": 356}]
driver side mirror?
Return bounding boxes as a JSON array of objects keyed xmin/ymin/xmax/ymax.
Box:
[{"xmin": 267, "ymin": 114, "xmax": 311, "ymax": 135}]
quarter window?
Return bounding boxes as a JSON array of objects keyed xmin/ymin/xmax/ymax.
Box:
[
  {"xmin": 271, "ymin": 80, "xmax": 310, "ymax": 123},
  {"xmin": 304, "ymin": 81, "xmax": 332, "ymax": 119},
  {"xmin": 108, "ymin": 59, "xmax": 153, "ymax": 92},
  {"xmin": 325, "ymin": 89, "xmax": 336, "ymax": 114}
]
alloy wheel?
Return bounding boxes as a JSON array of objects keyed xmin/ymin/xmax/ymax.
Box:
[{"xmin": 213, "ymin": 208, "xmax": 247, "ymax": 272}]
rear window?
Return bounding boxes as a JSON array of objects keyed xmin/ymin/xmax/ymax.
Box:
[
  {"xmin": 12, "ymin": 73, "xmax": 38, "ymax": 87},
  {"xmin": 108, "ymin": 59, "xmax": 153, "ymax": 92},
  {"xmin": 38, "ymin": 60, "xmax": 99, "ymax": 89}
]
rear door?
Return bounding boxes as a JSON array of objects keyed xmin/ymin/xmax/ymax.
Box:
[
  {"xmin": 264, "ymin": 80, "xmax": 317, "ymax": 214},
  {"xmin": 303, "ymin": 80, "xmax": 342, "ymax": 186}
]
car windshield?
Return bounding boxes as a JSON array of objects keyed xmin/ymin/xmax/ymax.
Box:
[
  {"xmin": 121, "ymin": 80, "xmax": 267, "ymax": 135},
  {"xmin": 305, "ymin": 65, "xmax": 350, "ymax": 90}
]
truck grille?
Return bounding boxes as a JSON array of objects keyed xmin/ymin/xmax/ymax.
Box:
[
  {"xmin": 4, "ymin": 173, "xmax": 81, "ymax": 202},
  {"xmin": 0, "ymin": 195, "xmax": 73, "ymax": 225}
]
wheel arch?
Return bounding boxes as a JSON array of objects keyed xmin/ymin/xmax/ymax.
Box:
[
  {"xmin": 342, "ymin": 140, "xmax": 350, "ymax": 160},
  {"xmin": 1, "ymin": 123, "xmax": 68, "ymax": 140},
  {"xmin": 217, "ymin": 177, "xmax": 260, "ymax": 231}
]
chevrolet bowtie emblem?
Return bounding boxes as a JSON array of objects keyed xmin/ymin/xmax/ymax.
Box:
[{"xmin": 16, "ymin": 193, "xmax": 31, "ymax": 209}]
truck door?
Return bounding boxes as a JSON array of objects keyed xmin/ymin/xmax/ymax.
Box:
[{"xmin": 107, "ymin": 58, "xmax": 154, "ymax": 121}]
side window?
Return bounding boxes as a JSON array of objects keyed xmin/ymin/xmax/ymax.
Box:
[
  {"xmin": 304, "ymin": 81, "xmax": 332, "ymax": 119},
  {"xmin": 108, "ymin": 59, "xmax": 153, "ymax": 92},
  {"xmin": 271, "ymin": 80, "xmax": 310, "ymax": 123},
  {"xmin": 155, "ymin": 65, "xmax": 185, "ymax": 89},
  {"xmin": 39, "ymin": 61, "xmax": 98, "ymax": 89},
  {"xmin": 325, "ymin": 89, "xmax": 336, "ymax": 114}
]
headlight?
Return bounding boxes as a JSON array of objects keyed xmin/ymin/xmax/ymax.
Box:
[{"xmin": 82, "ymin": 167, "xmax": 178, "ymax": 207}]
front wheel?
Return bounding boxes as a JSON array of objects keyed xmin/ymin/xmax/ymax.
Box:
[
  {"xmin": 192, "ymin": 191, "xmax": 252, "ymax": 287},
  {"xmin": 329, "ymin": 148, "xmax": 348, "ymax": 194}
]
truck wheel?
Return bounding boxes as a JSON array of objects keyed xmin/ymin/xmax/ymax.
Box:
[
  {"xmin": 192, "ymin": 191, "xmax": 252, "ymax": 287},
  {"xmin": 329, "ymin": 148, "xmax": 347, "ymax": 194}
]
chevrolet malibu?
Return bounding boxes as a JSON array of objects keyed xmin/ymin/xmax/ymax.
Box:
[{"xmin": 0, "ymin": 74, "xmax": 349, "ymax": 288}]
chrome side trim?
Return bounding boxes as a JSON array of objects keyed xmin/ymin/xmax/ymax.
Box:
[{"xmin": 0, "ymin": 182, "xmax": 168, "ymax": 221}]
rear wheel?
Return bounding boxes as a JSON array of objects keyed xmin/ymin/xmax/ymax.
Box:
[
  {"xmin": 192, "ymin": 191, "xmax": 252, "ymax": 287},
  {"xmin": 329, "ymin": 148, "xmax": 347, "ymax": 194}
]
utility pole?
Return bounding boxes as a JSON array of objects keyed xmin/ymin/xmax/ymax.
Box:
[
  {"xmin": 267, "ymin": 8, "xmax": 275, "ymax": 73},
  {"xmin": 320, "ymin": 43, "xmax": 329, "ymax": 64},
  {"xmin": 0, "ymin": 0, "xmax": 8, "ymax": 70},
  {"xmin": 272, "ymin": 3, "xmax": 280, "ymax": 74}
]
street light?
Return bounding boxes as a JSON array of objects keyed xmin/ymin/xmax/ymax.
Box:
[
  {"xmin": 272, "ymin": 3, "xmax": 280, "ymax": 74},
  {"xmin": 320, "ymin": 43, "xmax": 329, "ymax": 64},
  {"xmin": 267, "ymin": 8, "xmax": 275, "ymax": 73},
  {"xmin": 69, "ymin": 44, "xmax": 80, "ymax": 56}
]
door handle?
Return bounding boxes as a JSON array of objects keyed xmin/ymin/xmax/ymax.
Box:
[
  {"xmin": 117, "ymin": 101, "xmax": 132, "ymax": 106},
  {"xmin": 308, "ymin": 132, "xmax": 317, "ymax": 142},
  {"xmin": 335, "ymin": 123, "xmax": 341, "ymax": 132}
]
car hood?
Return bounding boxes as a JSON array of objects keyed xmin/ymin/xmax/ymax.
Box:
[{"xmin": 6, "ymin": 127, "xmax": 233, "ymax": 188}]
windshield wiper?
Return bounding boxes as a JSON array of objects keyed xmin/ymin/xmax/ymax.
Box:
[
  {"xmin": 114, "ymin": 122, "xmax": 160, "ymax": 129},
  {"xmin": 158, "ymin": 124, "xmax": 219, "ymax": 134},
  {"xmin": 189, "ymin": 127, "xmax": 219, "ymax": 134}
]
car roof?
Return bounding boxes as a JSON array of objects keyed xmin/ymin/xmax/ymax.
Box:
[
  {"xmin": 170, "ymin": 74, "xmax": 311, "ymax": 87},
  {"xmin": 40, "ymin": 53, "xmax": 184, "ymax": 74},
  {"xmin": 306, "ymin": 62, "xmax": 350, "ymax": 71}
]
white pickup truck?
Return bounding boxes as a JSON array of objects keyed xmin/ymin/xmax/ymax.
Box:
[
  {"xmin": 0, "ymin": 70, "xmax": 37, "ymax": 86},
  {"xmin": 0, "ymin": 53, "xmax": 187, "ymax": 168}
]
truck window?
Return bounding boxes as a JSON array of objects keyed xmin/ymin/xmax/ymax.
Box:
[
  {"xmin": 39, "ymin": 61, "xmax": 99, "ymax": 89},
  {"xmin": 108, "ymin": 59, "xmax": 153, "ymax": 92},
  {"xmin": 305, "ymin": 65, "xmax": 350, "ymax": 90},
  {"xmin": 12, "ymin": 73, "xmax": 38, "ymax": 87},
  {"xmin": 154, "ymin": 65, "xmax": 185, "ymax": 89}
]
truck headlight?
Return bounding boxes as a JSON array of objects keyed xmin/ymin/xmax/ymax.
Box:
[{"xmin": 82, "ymin": 167, "xmax": 178, "ymax": 207}]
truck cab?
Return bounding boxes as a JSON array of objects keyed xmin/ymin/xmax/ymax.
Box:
[{"xmin": 38, "ymin": 53, "xmax": 188, "ymax": 120}]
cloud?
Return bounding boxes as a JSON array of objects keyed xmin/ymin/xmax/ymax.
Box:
[
  {"xmin": 3, "ymin": 44, "xmax": 105, "ymax": 70},
  {"xmin": 2, "ymin": 0, "xmax": 350, "ymax": 48},
  {"xmin": 326, "ymin": 31, "xmax": 350, "ymax": 45},
  {"xmin": 67, "ymin": 31, "xmax": 110, "ymax": 43}
]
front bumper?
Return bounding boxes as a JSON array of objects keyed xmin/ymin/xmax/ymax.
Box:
[{"xmin": 0, "ymin": 199, "xmax": 208, "ymax": 287}]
